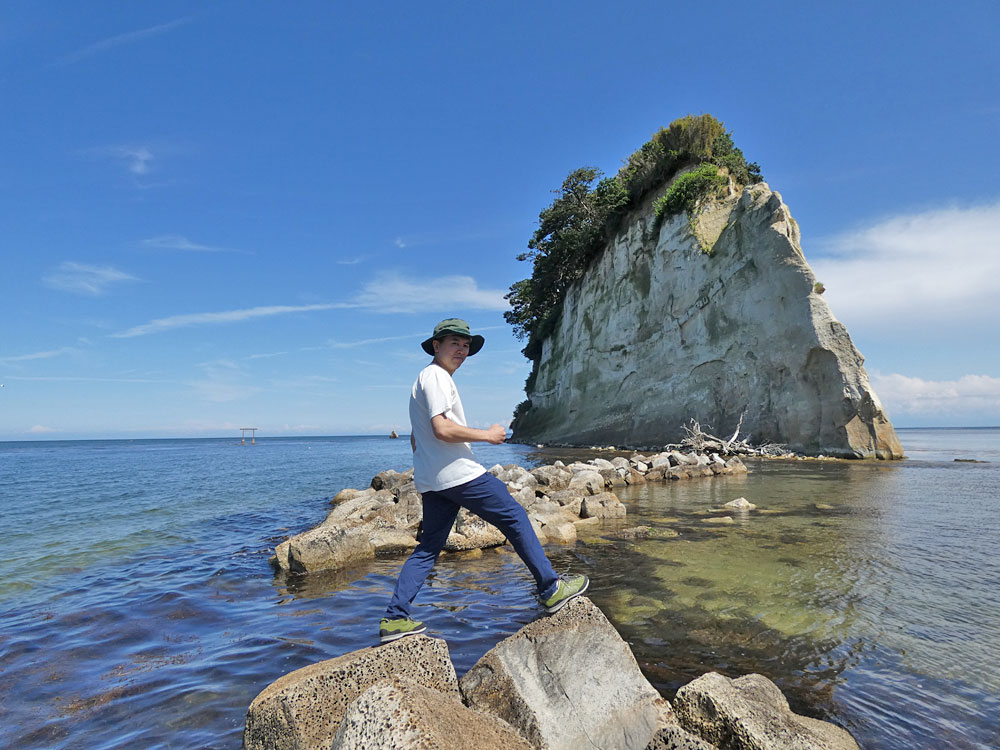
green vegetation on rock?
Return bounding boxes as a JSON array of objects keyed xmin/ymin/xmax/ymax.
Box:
[{"xmin": 505, "ymin": 114, "xmax": 761, "ymax": 364}]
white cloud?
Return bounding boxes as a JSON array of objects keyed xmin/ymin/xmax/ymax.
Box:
[
  {"xmin": 113, "ymin": 302, "xmax": 350, "ymax": 338},
  {"xmin": 44, "ymin": 262, "xmax": 139, "ymax": 296},
  {"xmin": 872, "ymin": 372, "xmax": 1000, "ymax": 417},
  {"xmin": 187, "ymin": 360, "xmax": 261, "ymax": 403},
  {"xmin": 353, "ymin": 272, "xmax": 508, "ymax": 313},
  {"xmin": 113, "ymin": 273, "xmax": 508, "ymax": 338},
  {"xmin": 0, "ymin": 347, "xmax": 75, "ymax": 364},
  {"xmin": 141, "ymin": 235, "xmax": 245, "ymax": 253},
  {"xmin": 28, "ymin": 425, "xmax": 56, "ymax": 434},
  {"xmin": 48, "ymin": 17, "xmax": 191, "ymax": 68},
  {"xmin": 336, "ymin": 257, "xmax": 365, "ymax": 265},
  {"xmin": 811, "ymin": 200, "xmax": 1000, "ymax": 326}
]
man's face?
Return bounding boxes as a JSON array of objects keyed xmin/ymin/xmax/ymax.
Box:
[{"xmin": 433, "ymin": 334, "xmax": 470, "ymax": 373}]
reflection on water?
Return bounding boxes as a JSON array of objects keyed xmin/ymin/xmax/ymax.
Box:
[{"xmin": 2, "ymin": 439, "xmax": 999, "ymax": 750}]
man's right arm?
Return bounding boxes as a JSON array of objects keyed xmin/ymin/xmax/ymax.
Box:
[{"xmin": 431, "ymin": 415, "xmax": 506, "ymax": 445}]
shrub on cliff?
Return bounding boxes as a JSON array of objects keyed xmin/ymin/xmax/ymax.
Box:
[{"xmin": 505, "ymin": 114, "xmax": 761, "ymax": 362}]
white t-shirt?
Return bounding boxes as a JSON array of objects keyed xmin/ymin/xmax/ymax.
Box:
[{"xmin": 410, "ymin": 363, "xmax": 485, "ymax": 493}]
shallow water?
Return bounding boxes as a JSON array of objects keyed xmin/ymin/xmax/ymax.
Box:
[{"xmin": 1, "ymin": 431, "xmax": 998, "ymax": 749}]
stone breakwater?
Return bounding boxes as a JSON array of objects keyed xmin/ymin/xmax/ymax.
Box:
[
  {"xmin": 270, "ymin": 451, "xmax": 748, "ymax": 574},
  {"xmin": 243, "ymin": 597, "xmax": 859, "ymax": 750}
]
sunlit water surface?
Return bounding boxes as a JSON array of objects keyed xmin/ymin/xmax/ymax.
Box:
[{"xmin": 1, "ymin": 430, "xmax": 997, "ymax": 749}]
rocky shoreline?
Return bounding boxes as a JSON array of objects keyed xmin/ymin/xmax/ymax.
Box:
[
  {"xmin": 270, "ymin": 449, "xmax": 749, "ymax": 574},
  {"xmin": 243, "ymin": 597, "xmax": 859, "ymax": 750}
]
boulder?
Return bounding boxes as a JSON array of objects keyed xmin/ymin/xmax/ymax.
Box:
[
  {"xmin": 327, "ymin": 489, "xmax": 395, "ymax": 524},
  {"xmin": 283, "ymin": 526, "xmax": 375, "ymax": 573},
  {"xmin": 651, "ymin": 455, "xmax": 673, "ymax": 469},
  {"xmin": 331, "ymin": 677, "xmax": 532, "ymax": 750},
  {"xmin": 460, "ymin": 597, "xmax": 673, "ymax": 750},
  {"xmin": 673, "ymin": 672, "xmax": 859, "ymax": 750},
  {"xmin": 530, "ymin": 465, "xmax": 573, "ymax": 490},
  {"xmin": 445, "ymin": 510, "xmax": 507, "ymax": 551},
  {"xmin": 590, "ymin": 457, "xmax": 616, "ymax": 470},
  {"xmin": 370, "ymin": 528, "xmax": 419, "ymax": 555},
  {"xmin": 724, "ymin": 497, "xmax": 757, "ymax": 510},
  {"xmin": 568, "ymin": 470, "xmax": 605, "ymax": 495},
  {"xmin": 645, "ymin": 725, "xmax": 717, "ymax": 750},
  {"xmin": 244, "ymin": 636, "xmax": 458, "ymax": 750},
  {"xmin": 331, "ymin": 488, "xmax": 364, "ymax": 504},
  {"xmin": 370, "ymin": 468, "xmax": 413, "ymax": 492},
  {"xmin": 580, "ymin": 491, "xmax": 627, "ymax": 519},
  {"xmin": 628, "ymin": 468, "xmax": 647, "ymax": 485},
  {"xmin": 611, "ymin": 456, "xmax": 632, "ymax": 471}
]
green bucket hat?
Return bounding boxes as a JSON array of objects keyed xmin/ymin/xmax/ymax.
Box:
[{"xmin": 421, "ymin": 318, "xmax": 485, "ymax": 356}]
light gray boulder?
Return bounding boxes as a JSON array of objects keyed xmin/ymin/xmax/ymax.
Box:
[
  {"xmin": 244, "ymin": 636, "xmax": 458, "ymax": 750},
  {"xmin": 445, "ymin": 509, "xmax": 507, "ymax": 551},
  {"xmin": 331, "ymin": 487, "xmax": 364, "ymax": 504},
  {"xmin": 460, "ymin": 597, "xmax": 674, "ymax": 750},
  {"xmin": 331, "ymin": 677, "xmax": 532, "ymax": 750},
  {"xmin": 580, "ymin": 491, "xmax": 627, "ymax": 519},
  {"xmin": 370, "ymin": 468, "xmax": 414, "ymax": 492},
  {"xmin": 724, "ymin": 497, "xmax": 757, "ymax": 510},
  {"xmin": 674, "ymin": 672, "xmax": 859, "ymax": 750},
  {"xmin": 590, "ymin": 457, "xmax": 616, "ymax": 470},
  {"xmin": 568, "ymin": 469, "xmax": 605, "ymax": 495},
  {"xmin": 530, "ymin": 465, "xmax": 573, "ymax": 490},
  {"xmin": 651, "ymin": 455, "xmax": 674, "ymax": 469},
  {"xmin": 611, "ymin": 456, "xmax": 632, "ymax": 471},
  {"xmin": 281, "ymin": 526, "xmax": 375, "ymax": 573}
]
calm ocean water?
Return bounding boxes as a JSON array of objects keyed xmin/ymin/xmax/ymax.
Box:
[{"xmin": 1, "ymin": 429, "xmax": 997, "ymax": 749}]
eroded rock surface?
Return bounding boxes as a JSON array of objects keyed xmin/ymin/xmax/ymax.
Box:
[
  {"xmin": 243, "ymin": 636, "xmax": 457, "ymax": 750},
  {"xmin": 460, "ymin": 596, "xmax": 674, "ymax": 749},
  {"xmin": 512, "ymin": 180, "xmax": 902, "ymax": 459},
  {"xmin": 673, "ymin": 672, "xmax": 860, "ymax": 750}
]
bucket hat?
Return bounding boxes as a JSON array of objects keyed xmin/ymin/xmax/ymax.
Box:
[{"xmin": 421, "ymin": 318, "xmax": 485, "ymax": 356}]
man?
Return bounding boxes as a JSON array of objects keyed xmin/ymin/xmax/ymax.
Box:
[{"xmin": 379, "ymin": 318, "xmax": 589, "ymax": 643}]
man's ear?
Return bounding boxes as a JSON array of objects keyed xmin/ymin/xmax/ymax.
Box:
[{"xmin": 432, "ymin": 339, "xmax": 440, "ymax": 354}]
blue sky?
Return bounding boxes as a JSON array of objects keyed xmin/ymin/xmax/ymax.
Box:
[{"xmin": 2, "ymin": 1, "xmax": 998, "ymax": 440}]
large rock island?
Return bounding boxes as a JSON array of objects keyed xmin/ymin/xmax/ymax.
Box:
[{"xmin": 508, "ymin": 118, "xmax": 902, "ymax": 459}]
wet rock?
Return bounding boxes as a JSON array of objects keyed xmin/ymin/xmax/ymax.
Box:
[
  {"xmin": 703, "ymin": 516, "xmax": 734, "ymax": 524},
  {"xmin": 675, "ymin": 672, "xmax": 859, "ymax": 749},
  {"xmin": 610, "ymin": 526, "xmax": 652, "ymax": 540},
  {"xmin": 460, "ymin": 597, "xmax": 674, "ymax": 750},
  {"xmin": 244, "ymin": 636, "xmax": 458, "ymax": 750},
  {"xmin": 331, "ymin": 677, "xmax": 532, "ymax": 750},
  {"xmin": 283, "ymin": 526, "xmax": 375, "ymax": 573},
  {"xmin": 724, "ymin": 497, "xmax": 756, "ymax": 510}
]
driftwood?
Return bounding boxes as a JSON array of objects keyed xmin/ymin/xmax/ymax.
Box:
[{"xmin": 665, "ymin": 416, "xmax": 792, "ymax": 457}]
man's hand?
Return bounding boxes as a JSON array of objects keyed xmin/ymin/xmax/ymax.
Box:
[{"xmin": 485, "ymin": 424, "xmax": 506, "ymax": 444}]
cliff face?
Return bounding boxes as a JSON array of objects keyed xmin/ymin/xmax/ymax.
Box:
[{"xmin": 511, "ymin": 179, "xmax": 903, "ymax": 459}]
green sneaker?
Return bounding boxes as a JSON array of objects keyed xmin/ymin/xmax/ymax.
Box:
[
  {"xmin": 379, "ymin": 617, "xmax": 427, "ymax": 643},
  {"xmin": 541, "ymin": 574, "xmax": 589, "ymax": 614}
]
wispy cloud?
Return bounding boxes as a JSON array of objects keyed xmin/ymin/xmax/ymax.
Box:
[
  {"xmin": 141, "ymin": 235, "xmax": 247, "ymax": 254},
  {"xmin": 90, "ymin": 145, "xmax": 156, "ymax": 175},
  {"xmin": 336, "ymin": 257, "xmax": 366, "ymax": 265},
  {"xmin": 48, "ymin": 17, "xmax": 191, "ymax": 68},
  {"xmin": 811, "ymin": 200, "xmax": 1000, "ymax": 327},
  {"xmin": 187, "ymin": 359, "xmax": 261, "ymax": 403},
  {"xmin": 3, "ymin": 375, "xmax": 170, "ymax": 383},
  {"xmin": 245, "ymin": 351, "xmax": 288, "ymax": 360},
  {"xmin": 28, "ymin": 425, "xmax": 56, "ymax": 434},
  {"xmin": 353, "ymin": 272, "xmax": 508, "ymax": 313},
  {"xmin": 112, "ymin": 302, "xmax": 350, "ymax": 338},
  {"xmin": 44, "ymin": 262, "xmax": 139, "ymax": 296},
  {"xmin": 327, "ymin": 332, "xmax": 425, "ymax": 349},
  {"xmin": 113, "ymin": 273, "xmax": 508, "ymax": 339},
  {"xmin": 872, "ymin": 372, "xmax": 1000, "ymax": 419},
  {"xmin": 0, "ymin": 347, "xmax": 76, "ymax": 365}
]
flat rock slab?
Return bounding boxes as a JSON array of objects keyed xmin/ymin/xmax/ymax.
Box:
[
  {"xmin": 244, "ymin": 635, "xmax": 458, "ymax": 750},
  {"xmin": 674, "ymin": 672, "xmax": 859, "ymax": 750},
  {"xmin": 332, "ymin": 677, "xmax": 532, "ymax": 750},
  {"xmin": 460, "ymin": 596, "xmax": 673, "ymax": 750}
]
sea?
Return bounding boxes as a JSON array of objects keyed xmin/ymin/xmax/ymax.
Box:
[{"xmin": 0, "ymin": 428, "xmax": 997, "ymax": 749}]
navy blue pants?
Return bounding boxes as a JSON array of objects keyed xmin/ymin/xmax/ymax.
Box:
[{"xmin": 384, "ymin": 472, "xmax": 559, "ymax": 619}]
